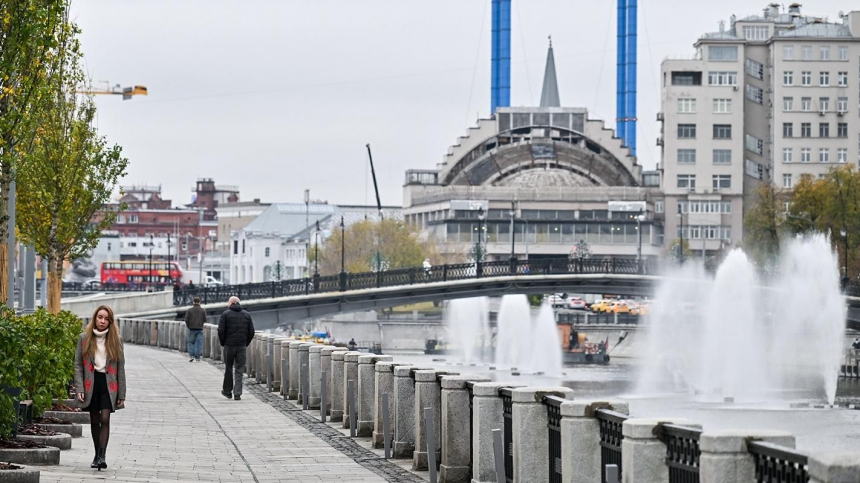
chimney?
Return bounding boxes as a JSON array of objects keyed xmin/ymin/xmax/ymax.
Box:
[
  {"xmin": 788, "ymin": 3, "xmax": 802, "ymax": 17},
  {"xmin": 766, "ymin": 3, "xmax": 780, "ymax": 18},
  {"xmin": 490, "ymin": 0, "xmax": 511, "ymax": 116},
  {"xmin": 719, "ymin": 20, "xmax": 725, "ymax": 33}
]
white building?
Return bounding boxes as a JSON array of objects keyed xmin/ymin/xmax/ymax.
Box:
[{"xmin": 660, "ymin": 4, "xmax": 860, "ymax": 257}]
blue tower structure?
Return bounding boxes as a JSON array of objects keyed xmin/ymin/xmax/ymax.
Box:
[
  {"xmin": 625, "ymin": 0, "xmax": 638, "ymax": 156},
  {"xmin": 616, "ymin": 0, "xmax": 627, "ymax": 144},
  {"xmin": 491, "ymin": 0, "xmax": 511, "ymax": 115}
]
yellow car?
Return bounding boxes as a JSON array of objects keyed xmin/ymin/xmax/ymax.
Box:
[
  {"xmin": 611, "ymin": 300, "xmax": 631, "ymax": 314},
  {"xmin": 630, "ymin": 302, "xmax": 649, "ymax": 316},
  {"xmin": 591, "ymin": 299, "xmax": 610, "ymax": 313}
]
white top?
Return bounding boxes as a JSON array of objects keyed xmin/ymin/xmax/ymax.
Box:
[{"xmin": 93, "ymin": 328, "xmax": 108, "ymax": 373}]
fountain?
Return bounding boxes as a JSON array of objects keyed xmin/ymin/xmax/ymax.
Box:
[
  {"xmin": 444, "ymin": 297, "xmax": 491, "ymax": 363},
  {"xmin": 495, "ymin": 294, "xmax": 562, "ymax": 375},
  {"xmin": 638, "ymin": 235, "xmax": 846, "ymax": 405}
]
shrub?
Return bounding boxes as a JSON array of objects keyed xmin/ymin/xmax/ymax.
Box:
[{"xmin": 0, "ymin": 308, "xmax": 81, "ymax": 438}]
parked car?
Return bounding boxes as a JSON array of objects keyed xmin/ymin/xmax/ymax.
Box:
[
  {"xmin": 567, "ymin": 297, "xmax": 587, "ymax": 310},
  {"xmin": 591, "ymin": 299, "xmax": 611, "ymax": 313},
  {"xmin": 83, "ymin": 278, "xmax": 101, "ymax": 290},
  {"xmin": 203, "ymin": 276, "xmax": 223, "ymax": 287},
  {"xmin": 611, "ymin": 300, "xmax": 631, "ymax": 314}
]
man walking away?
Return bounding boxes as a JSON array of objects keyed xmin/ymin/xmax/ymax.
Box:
[
  {"xmin": 218, "ymin": 296, "xmax": 255, "ymax": 400},
  {"xmin": 184, "ymin": 297, "xmax": 207, "ymax": 362}
]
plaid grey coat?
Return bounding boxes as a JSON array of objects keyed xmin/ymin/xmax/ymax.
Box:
[{"xmin": 73, "ymin": 333, "xmax": 127, "ymax": 411}]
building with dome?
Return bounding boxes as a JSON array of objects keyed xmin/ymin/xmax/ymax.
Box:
[{"xmin": 403, "ymin": 42, "xmax": 664, "ymax": 263}]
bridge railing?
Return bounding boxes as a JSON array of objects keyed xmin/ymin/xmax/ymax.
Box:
[
  {"xmin": 747, "ymin": 440, "xmax": 809, "ymax": 483},
  {"xmin": 596, "ymin": 408, "xmax": 627, "ymax": 483},
  {"xmin": 658, "ymin": 423, "xmax": 703, "ymax": 483},
  {"xmin": 173, "ymin": 256, "xmax": 659, "ymax": 306}
]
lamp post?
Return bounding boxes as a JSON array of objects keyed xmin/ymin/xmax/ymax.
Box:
[
  {"xmin": 148, "ymin": 234, "xmax": 154, "ymax": 287},
  {"xmin": 509, "ymin": 201, "xmax": 516, "ymax": 274},
  {"xmin": 841, "ymin": 227, "xmax": 849, "ymax": 290},
  {"xmin": 166, "ymin": 233, "xmax": 172, "ymax": 285},
  {"xmin": 476, "ymin": 207, "xmax": 485, "ymax": 277},
  {"xmin": 339, "ymin": 216, "xmax": 346, "ymax": 291},
  {"xmin": 304, "ymin": 189, "xmax": 310, "ymax": 277},
  {"xmin": 636, "ymin": 213, "xmax": 645, "ymax": 271},
  {"xmin": 678, "ymin": 212, "xmax": 685, "ymax": 264},
  {"xmin": 314, "ymin": 220, "xmax": 320, "ymax": 277}
]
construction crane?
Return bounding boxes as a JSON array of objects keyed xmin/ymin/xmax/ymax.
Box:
[{"xmin": 77, "ymin": 81, "xmax": 147, "ymax": 100}]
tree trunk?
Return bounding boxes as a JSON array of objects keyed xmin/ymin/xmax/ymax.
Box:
[
  {"xmin": 47, "ymin": 263, "xmax": 62, "ymax": 314},
  {"xmin": 0, "ymin": 243, "xmax": 7, "ymax": 305}
]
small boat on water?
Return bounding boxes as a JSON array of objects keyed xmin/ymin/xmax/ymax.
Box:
[{"xmin": 556, "ymin": 325, "xmax": 610, "ymax": 364}]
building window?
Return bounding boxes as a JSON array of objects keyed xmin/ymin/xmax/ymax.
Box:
[
  {"xmin": 819, "ymin": 148, "xmax": 830, "ymax": 163},
  {"xmin": 242, "ymin": 239, "xmax": 245, "ymax": 254},
  {"xmin": 677, "ymin": 98, "xmax": 696, "ymax": 113},
  {"xmin": 801, "ymin": 123, "xmax": 811, "ymax": 137},
  {"xmin": 129, "ymin": 214, "xmax": 138, "ymax": 223},
  {"xmin": 115, "ymin": 214, "xmax": 125, "ymax": 223},
  {"xmin": 713, "ymin": 149, "xmax": 732, "ymax": 165},
  {"xmin": 677, "ymin": 149, "xmax": 696, "ymax": 164},
  {"xmin": 819, "ymin": 97, "xmax": 830, "ymax": 112},
  {"xmin": 712, "ymin": 175, "xmax": 731, "ymax": 190},
  {"xmin": 838, "ymin": 148, "xmax": 849, "ymax": 163},
  {"xmin": 783, "ymin": 97, "xmax": 793, "ymax": 111},
  {"xmin": 713, "ymin": 98, "xmax": 732, "ymax": 113},
  {"xmin": 233, "ymin": 240, "xmax": 238, "ymax": 255},
  {"xmin": 783, "ymin": 147, "xmax": 793, "ymax": 163},
  {"xmin": 838, "ymin": 71, "xmax": 849, "ymax": 86},
  {"xmin": 745, "ymin": 58, "xmax": 764, "ymax": 79},
  {"xmin": 671, "ymin": 72, "xmax": 702, "ymax": 86},
  {"xmin": 801, "ymin": 45, "xmax": 812, "ymax": 60},
  {"xmin": 801, "ymin": 148, "xmax": 811, "ymax": 163},
  {"xmin": 743, "ymin": 25, "xmax": 769, "ymax": 40},
  {"xmin": 820, "ymin": 71, "xmax": 830, "ymax": 86},
  {"xmin": 838, "ymin": 122, "xmax": 848, "ymax": 138},
  {"xmin": 745, "ymin": 134, "xmax": 763, "ymax": 155},
  {"xmin": 783, "ymin": 123, "xmax": 794, "ymax": 138},
  {"xmin": 801, "ymin": 71, "xmax": 811, "ymax": 85},
  {"xmin": 783, "ymin": 174, "xmax": 793, "ymax": 188},
  {"xmin": 819, "ymin": 123, "xmax": 830, "ymax": 138},
  {"xmin": 838, "ymin": 46, "xmax": 848, "ymax": 60},
  {"xmin": 678, "ymin": 124, "xmax": 697, "ymax": 139},
  {"xmin": 745, "ymin": 159, "xmax": 764, "ymax": 179},
  {"xmin": 838, "ymin": 97, "xmax": 848, "ymax": 113},
  {"xmin": 783, "ymin": 71, "xmax": 793, "ymax": 85},
  {"xmin": 820, "ymin": 46, "xmax": 830, "ymax": 60},
  {"xmin": 783, "ymin": 45, "xmax": 794, "ymax": 60},
  {"xmin": 264, "ymin": 247, "xmax": 270, "ymax": 257},
  {"xmin": 655, "ymin": 201, "xmax": 664, "ymax": 213},
  {"xmin": 708, "ymin": 71, "xmax": 738, "ymax": 86},
  {"xmin": 801, "ymin": 97, "xmax": 811, "ymax": 111},
  {"xmin": 713, "ymin": 124, "xmax": 732, "ymax": 139},
  {"xmin": 677, "ymin": 175, "xmax": 696, "ymax": 189},
  {"xmin": 745, "ymin": 84, "xmax": 763, "ymax": 103},
  {"xmin": 709, "ymin": 46, "xmax": 738, "ymax": 61}
]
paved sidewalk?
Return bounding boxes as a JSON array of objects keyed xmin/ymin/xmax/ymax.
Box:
[{"xmin": 39, "ymin": 344, "xmax": 387, "ymax": 482}]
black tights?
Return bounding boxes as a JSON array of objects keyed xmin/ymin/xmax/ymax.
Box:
[{"xmin": 89, "ymin": 409, "xmax": 110, "ymax": 452}]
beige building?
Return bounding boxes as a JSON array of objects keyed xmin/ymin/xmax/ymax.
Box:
[{"xmin": 660, "ymin": 4, "xmax": 860, "ymax": 259}]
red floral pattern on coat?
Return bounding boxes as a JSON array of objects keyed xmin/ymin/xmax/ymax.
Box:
[
  {"xmin": 108, "ymin": 381, "xmax": 118, "ymax": 393},
  {"xmin": 107, "ymin": 364, "xmax": 117, "ymax": 376},
  {"xmin": 84, "ymin": 379, "xmax": 93, "ymax": 392},
  {"xmin": 85, "ymin": 360, "xmax": 94, "ymax": 372}
]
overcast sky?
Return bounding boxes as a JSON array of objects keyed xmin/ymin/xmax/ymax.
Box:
[{"xmin": 72, "ymin": 0, "xmax": 851, "ymax": 207}]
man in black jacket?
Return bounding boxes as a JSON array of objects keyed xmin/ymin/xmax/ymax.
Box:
[{"xmin": 217, "ymin": 296, "xmax": 255, "ymax": 400}]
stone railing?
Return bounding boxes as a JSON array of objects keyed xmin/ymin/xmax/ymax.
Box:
[{"xmin": 117, "ymin": 318, "xmax": 860, "ymax": 483}]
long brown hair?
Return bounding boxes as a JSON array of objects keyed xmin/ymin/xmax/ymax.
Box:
[{"xmin": 83, "ymin": 305, "xmax": 124, "ymax": 362}]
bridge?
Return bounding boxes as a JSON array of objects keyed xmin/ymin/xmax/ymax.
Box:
[{"xmin": 64, "ymin": 256, "xmax": 860, "ymax": 331}]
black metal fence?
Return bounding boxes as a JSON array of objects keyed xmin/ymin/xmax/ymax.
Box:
[
  {"xmin": 544, "ymin": 395, "xmax": 565, "ymax": 483},
  {"xmin": 174, "ymin": 256, "xmax": 657, "ymax": 306},
  {"xmin": 596, "ymin": 408, "xmax": 627, "ymax": 483},
  {"xmin": 748, "ymin": 441, "xmax": 809, "ymax": 483},
  {"xmin": 500, "ymin": 387, "xmax": 514, "ymax": 483},
  {"xmin": 659, "ymin": 424, "xmax": 702, "ymax": 483},
  {"xmin": 556, "ymin": 312, "xmax": 641, "ymax": 325}
]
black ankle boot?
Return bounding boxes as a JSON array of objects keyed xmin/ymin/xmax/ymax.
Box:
[
  {"xmin": 96, "ymin": 447, "xmax": 107, "ymax": 470},
  {"xmin": 90, "ymin": 451, "xmax": 98, "ymax": 468}
]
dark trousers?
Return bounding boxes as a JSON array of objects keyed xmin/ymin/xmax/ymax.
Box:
[{"xmin": 222, "ymin": 346, "xmax": 247, "ymax": 397}]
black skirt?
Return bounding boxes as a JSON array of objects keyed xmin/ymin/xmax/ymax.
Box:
[{"xmin": 84, "ymin": 371, "xmax": 114, "ymax": 413}]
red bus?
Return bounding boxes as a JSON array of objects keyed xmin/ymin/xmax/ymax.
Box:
[{"xmin": 100, "ymin": 261, "xmax": 183, "ymax": 286}]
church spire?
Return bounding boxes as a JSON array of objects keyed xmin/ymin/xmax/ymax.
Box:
[{"xmin": 539, "ymin": 36, "xmax": 560, "ymax": 108}]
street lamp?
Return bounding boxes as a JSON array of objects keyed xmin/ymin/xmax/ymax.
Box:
[
  {"xmin": 636, "ymin": 214, "xmax": 645, "ymax": 262},
  {"xmin": 166, "ymin": 233, "xmax": 172, "ymax": 285},
  {"xmin": 841, "ymin": 227, "xmax": 849, "ymax": 289},
  {"xmin": 314, "ymin": 220, "xmax": 320, "ymax": 277},
  {"xmin": 339, "ymin": 216, "xmax": 346, "ymax": 291},
  {"xmin": 677, "ymin": 212, "xmax": 685, "ymax": 264},
  {"xmin": 148, "ymin": 234, "xmax": 154, "ymax": 287},
  {"xmin": 509, "ymin": 201, "xmax": 516, "ymax": 274}
]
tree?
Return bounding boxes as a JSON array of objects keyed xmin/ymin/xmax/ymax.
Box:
[
  {"xmin": 744, "ymin": 184, "xmax": 788, "ymax": 267},
  {"xmin": 0, "ymin": 0, "xmax": 69, "ymax": 301},
  {"xmin": 314, "ymin": 218, "xmax": 438, "ymax": 275},
  {"xmin": 666, "ymin": 238, "xmax": 692, "ymax": 263},
  {"xmin": 16, "ymin": 20, "xmax": 128, "ymax": 313}
]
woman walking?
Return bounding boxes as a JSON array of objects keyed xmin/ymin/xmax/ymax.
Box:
[{"xmin": 74, "ymin": 305, "xmax": 126, "ymax": 470}]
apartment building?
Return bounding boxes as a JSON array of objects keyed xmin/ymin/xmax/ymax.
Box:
[{"xmin": 659, "ymin": 4, "xmax": 860, "ymax": 258}]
